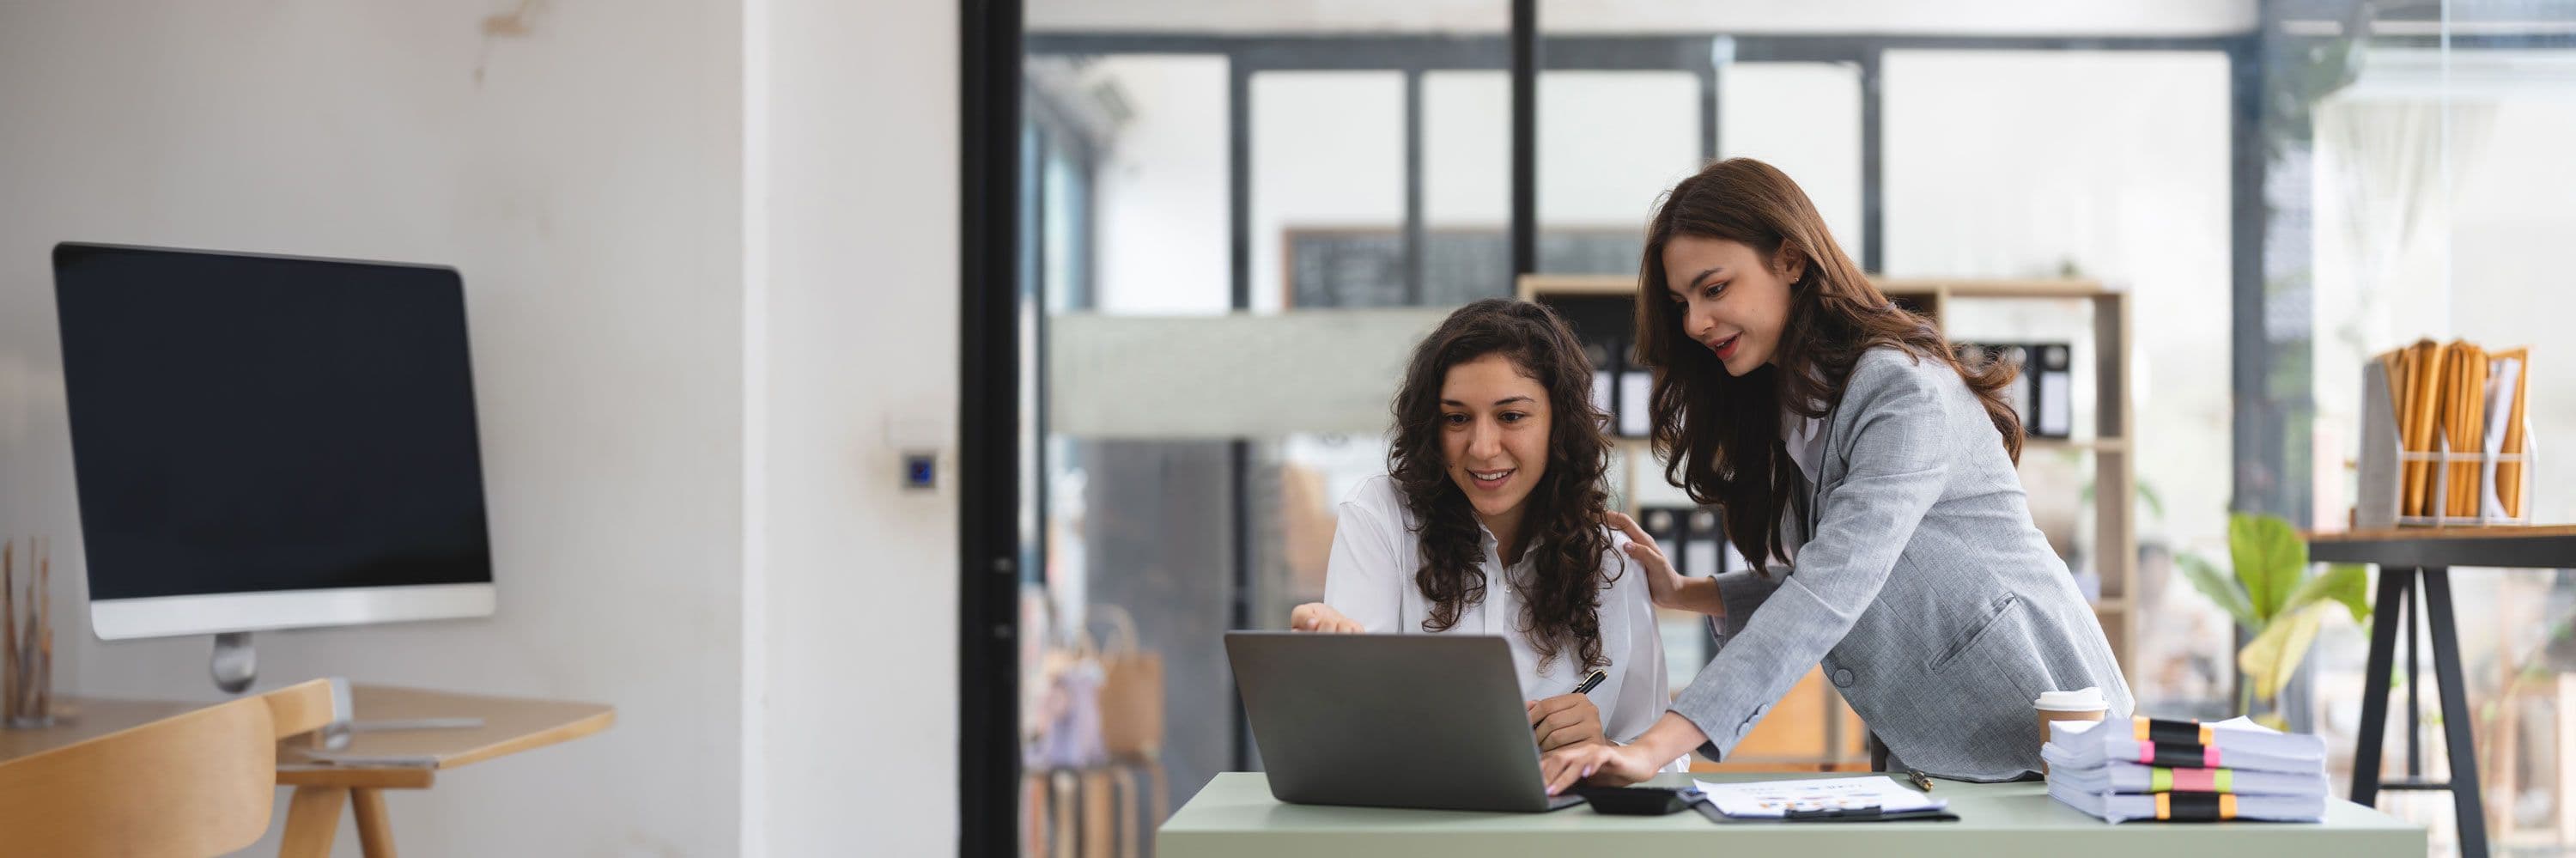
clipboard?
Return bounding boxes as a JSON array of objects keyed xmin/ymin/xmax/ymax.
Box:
[{"xmin": 1690, "ymin": 800, "xmax": 1961, "ymax": 825}]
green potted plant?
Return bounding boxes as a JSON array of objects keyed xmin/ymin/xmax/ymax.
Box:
[{"xmin": 2178, "ymin": 513, "xmax": 2372, "ymax": 728}]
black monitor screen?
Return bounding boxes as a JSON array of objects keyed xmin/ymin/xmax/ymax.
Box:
[{"xmin": 53, "ymin": 244, "xmax": 495, "ymax": 600}]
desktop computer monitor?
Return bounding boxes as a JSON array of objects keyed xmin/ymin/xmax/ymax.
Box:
[{"xmin": 52, "ymin": 243, "xmax": 497, "ymax": 646}]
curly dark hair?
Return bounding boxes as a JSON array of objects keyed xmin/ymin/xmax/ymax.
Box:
[
  {"xmin": 1388, "ymin": 298, "xmax": 1621, "ymax": 674},
  {"xmin": 1632, "ymin": 157, "xmax": 2025, "ymax": 570}
]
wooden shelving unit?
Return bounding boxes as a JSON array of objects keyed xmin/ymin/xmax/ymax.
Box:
[
  {"xmin": 1519, "ymin": 272, "xmax": 2137, "ymax": 770},
  {"xmin": 1514, "ymin": 273, "xmax": 1634, "ymax": 297},
  {"xmin": 1875, "ymin": 277, "xmax": 2136, "ymax": 672}
]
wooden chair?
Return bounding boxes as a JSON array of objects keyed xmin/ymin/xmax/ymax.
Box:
[{"xmin": 0, "ymin": 678, "xmax": 339, "ymax": 857}]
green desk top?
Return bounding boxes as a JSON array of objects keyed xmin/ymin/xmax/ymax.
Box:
[{"xmin": 1160, "ymin": 771, "xmax": 2425, "ymax": 858}]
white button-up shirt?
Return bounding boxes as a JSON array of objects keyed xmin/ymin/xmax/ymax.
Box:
[
  {"xmin": 1321, "ymin": 474, "xmax": 1672, "ymax": 745},
  {"xmin": 1780, "ymin": 410, "xmax": 1828, "ymax": 563}
]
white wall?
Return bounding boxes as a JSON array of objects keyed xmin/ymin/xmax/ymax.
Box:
[
  {"xmin": 1, "ymin": 2, "xmax": 965, "ymax": 855},
  {"xmin": 0, "ymin": 2, "xmax": 750, "ymax": 855},
  {"xmin": 749, "ymin": 0, "xmax": 960, "ymax": 855}
]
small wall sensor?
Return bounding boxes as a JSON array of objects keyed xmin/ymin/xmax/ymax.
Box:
[{"xmin": 902, "ymin": 452, "xmax": 936, "ymax": 490}]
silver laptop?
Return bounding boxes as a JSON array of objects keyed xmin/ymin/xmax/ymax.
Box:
[{"xmin": 1225, "ymin": 631, "xmax": 1584, "ymax": 812}]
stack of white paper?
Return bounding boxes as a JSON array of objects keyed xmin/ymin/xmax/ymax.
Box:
[{"xmin": 2042, "ymin": 716, "xmax": 2327, "ymax": 824}]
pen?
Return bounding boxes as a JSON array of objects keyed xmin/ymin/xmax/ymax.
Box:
[
  {"xmin": 1574, "ymin": 668, "xmax": 1607, "ymax": 696},
  {"xmin": 1908, "ymin": 768, "xmax": 1934, "ymax": 792}
]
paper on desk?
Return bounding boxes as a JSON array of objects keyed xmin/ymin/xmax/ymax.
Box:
[{"xmin": 1692, "ymin": 775, "xmax": 1946, "ymax": 818}]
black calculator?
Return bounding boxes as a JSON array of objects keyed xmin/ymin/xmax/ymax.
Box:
[{"xmin": 1574, "ymin": 783, "xmax": 1705, "ymax": 815}]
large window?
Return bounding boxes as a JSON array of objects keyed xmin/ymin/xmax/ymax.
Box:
[
  {"xmin": 2287, "ymin": 2, "xmax": 2576, "ymax": 850},
  {"xmin": 971, "ymin": 2, "xmax": 2576, "ymax": 855}
]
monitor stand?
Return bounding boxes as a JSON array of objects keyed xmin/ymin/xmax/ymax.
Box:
[
  {"xmin": 211, "ymin": 631, "xmax": 257, "ymax": 693},
  {"xmin": 211, "ymin": 642, "xmax": 490, "ymax": 749}
]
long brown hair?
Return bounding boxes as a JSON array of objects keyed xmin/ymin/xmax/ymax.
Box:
[
  {"xmin": 1632, "ymin": 158, "xmax": 2023, "ymax": 570},
  {"xmin": 1389, "ymin": 298, "xmax": 1620, "ymax": 673}
]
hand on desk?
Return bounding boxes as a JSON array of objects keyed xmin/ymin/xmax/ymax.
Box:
[
  {"xmin": 1526, "ymin": 693, "xmax": 1605, "ymax": 752},
  {"xmin": 1287, "ymin": 602, "xmax": 1364, "ymax": 634}
]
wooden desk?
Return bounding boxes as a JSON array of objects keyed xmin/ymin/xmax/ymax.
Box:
[
  {"xmin": 1161, "ymin": 771, "xmax": 2424, "ymax": 857},
  {"xmin": 1, "ymin": 685, "xmax": 611, "ymax": 858},
  {"xmin": 0, "ymin": 697, "xmax": 194, "ymax": 762},
  {"xmin": 2306, "ymin": 525, "xmax": 2576, "ymax": 858}
]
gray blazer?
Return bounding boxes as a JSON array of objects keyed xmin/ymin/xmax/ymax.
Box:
[{"xmin": 1670, "ymin": 345, "xmax": 2134, "ymax": 782}]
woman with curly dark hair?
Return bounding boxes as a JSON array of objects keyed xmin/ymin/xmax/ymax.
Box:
[
  {"xmin": 1288, "ymin": 298, "xmax": 1668, "ymax": 757},
  {"xmin": 1536, "ymin": 158, "xmax": 2131, "ymax": 793}
]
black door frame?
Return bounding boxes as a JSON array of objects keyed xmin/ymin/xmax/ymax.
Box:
[{"xmin": 957, "ymin": 0, "xmax": 1023, "ymax": 856}]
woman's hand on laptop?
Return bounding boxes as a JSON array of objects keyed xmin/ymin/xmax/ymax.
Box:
[
  {"xmin": 1287, "ymin": 602, "xmax": 1364, "ymax": 633},
  {"xmin": 1527, "ymin": 693, "xmax": 1605, "ymax": 752},
  {"xmin": 1537, "ymin": 740, "xmax": 1657, "ymax": 794},
  {"xmin": 1539, "ymin": 711, "xmax": 1708, "ymax": 794}
]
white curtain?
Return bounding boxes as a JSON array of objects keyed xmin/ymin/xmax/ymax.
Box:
[{"xmin": 2313, "ymin": 96, "xmax": 2496, "ymax": 343}]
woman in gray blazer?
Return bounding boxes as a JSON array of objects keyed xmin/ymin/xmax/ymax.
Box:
[{"xmin": 1540, "ymin": 158, "xmax": 2133, "ymax": 793}]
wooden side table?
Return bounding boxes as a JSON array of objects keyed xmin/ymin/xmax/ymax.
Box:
[{"xmin": 2307, "ymin": 524, "xmax": 2576, "ymax": 858}]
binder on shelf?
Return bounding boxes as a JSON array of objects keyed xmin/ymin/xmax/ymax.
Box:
[
  {"xmin": 1957, "ymin": 342, "xmax": 2073, "ymax": 439},
  {"xmin": 1584, "ymin": 339, "xmax": 1615, "ymax": 423},
  {"xmin": 1572, "ymin": 327, "xmax": 1651, "ymax": 440},
  {"xmin": 2034, "ymin": 344, "xmax": 2073, "ymax": 439},
  {"xmin": 1683, "ymin": 509, "xmax": 1723, "ymax": 580},
  {"xmin": 1616, "ymin": 339, "xmax": 1653, "ymax": 439},
  {"xmin": 1639, "ymin": 507, "xmax": 1687, "ymax": 570},
  {"xmin": 1999, "ymin": 345, "xmax": 2033, "ymax": 435},
  {"xmin": 1636, "ymin": 505, "xmax": 1730, "ymax": 577}
]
